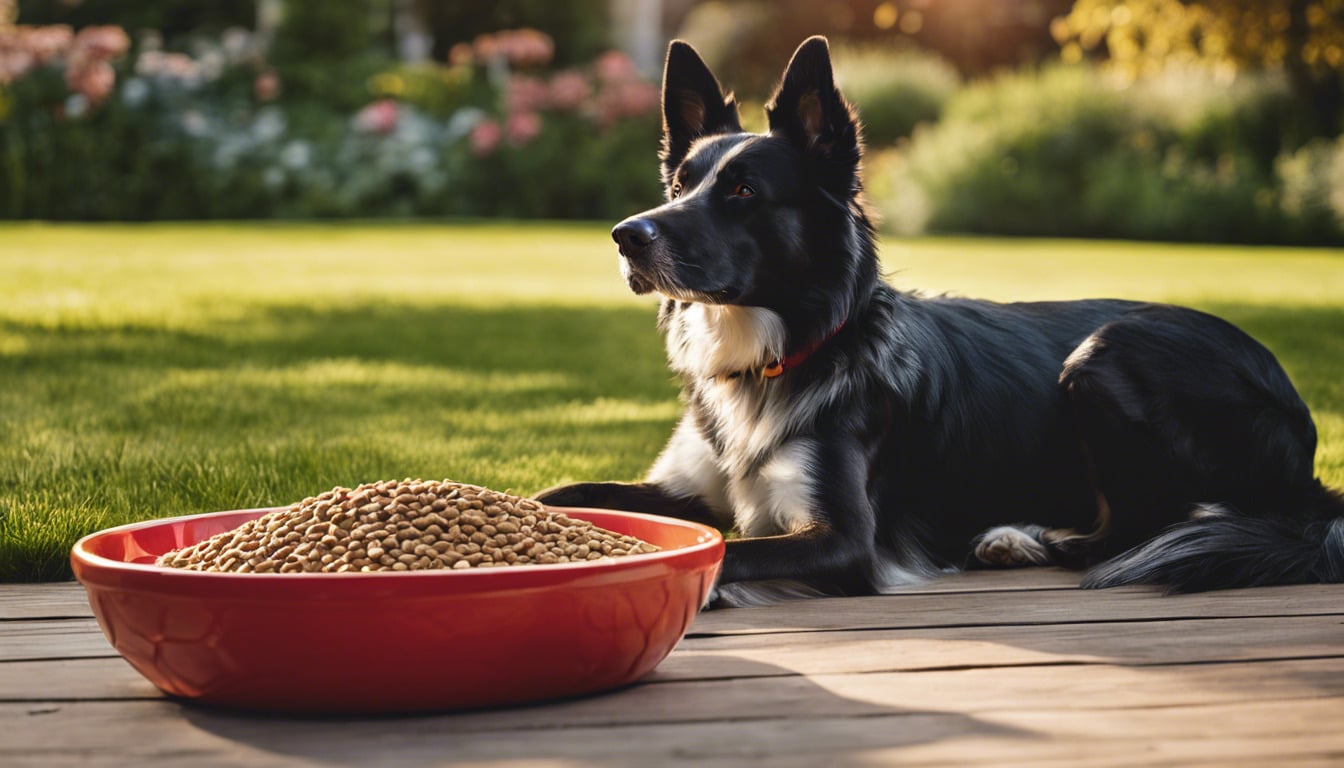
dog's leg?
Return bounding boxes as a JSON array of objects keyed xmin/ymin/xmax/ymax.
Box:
[
  {"xmin": 534, "ymin": 481, "xmax": 721, "ymax": 527},
  {"xmin": 711, "ymin": 436, "xmax": 882, "ymax": 601},
  {"xmin": 536, "ymin": 415, "xmax": 731, "ymax": 529},
  {"xmin": 718, "ymin": 522, "xmax": 874, "ymax": 594}
]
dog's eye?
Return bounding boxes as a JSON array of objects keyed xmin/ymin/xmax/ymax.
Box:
[
  {"xmin": 732, "ymin": 183, "xmax": 755, "ymax": 198},
  {"xmin": 671, "ymin": 183, "xmax": 683, "ymax": 199}
]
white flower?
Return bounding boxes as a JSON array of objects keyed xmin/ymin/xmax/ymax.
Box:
[
  {"xmin": 281, "ymin": 140, "xmax": 312, "ymax": 170},
  {"xmin": 180, "ymin": 109, "xmax": 208, "ymax": 137},
  {"xmin": 252, "ymin": 107, "xmax": 286, "ymax": 142},
  {"xmin": 121, "ymin": 77, "xmax": 149, "ymax": 107},
  {"xmin": 64, "ymin": 93, "xmax": 88, "ymax": 118}
]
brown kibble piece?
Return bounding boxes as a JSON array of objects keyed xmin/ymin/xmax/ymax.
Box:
[{"xmin": 155, "ymin": 479, "xmax": 660, "ymax": 573}]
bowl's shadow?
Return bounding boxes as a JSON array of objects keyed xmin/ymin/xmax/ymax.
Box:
[{"xmin": 180, "ymin": 656, "xmax": 1024, "ymax": 766}]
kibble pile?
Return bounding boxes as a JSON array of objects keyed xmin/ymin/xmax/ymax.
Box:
[{"xmin": 156, "ymin": 479, "xmax": 660, "ymax": 573}]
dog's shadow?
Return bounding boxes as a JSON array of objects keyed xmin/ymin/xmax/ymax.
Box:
[{"xmin": 180, "ymin": 656, "xmax": 1023, "ymax": 766}]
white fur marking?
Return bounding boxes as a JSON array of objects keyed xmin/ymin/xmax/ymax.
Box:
[
  {"xmin": 1063, "ymin": 333, "xmax": 1101, "ymax": 372},
  {"xmin": 1190, "ymin": 502, "xmax": 1231, "ymax": 520},
  {"xmin": 729, "ymin": 440, "xmax": 818, "ymax": 537},
  {"xmin": 872, "ymin": 547, "xmax": 944, "ymax": 590},
  {"xmin": 666, "ymin": 304, "xmax": 785, "ymax": 379},
  {"xmin": 645, "ymin": 416, "xmax": 733, "ymax": 524}
]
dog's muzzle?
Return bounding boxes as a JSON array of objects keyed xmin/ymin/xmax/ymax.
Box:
[
  {"xmin": 612, "ymin": 217, "xmax": 659, "ymax": 294},
  {"xmin": 612, "ymin": 217, "xmax": 658, "ymax": 259}
]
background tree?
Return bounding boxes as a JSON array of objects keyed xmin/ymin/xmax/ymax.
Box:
[{"xmin": 1053, "ymin": 0, "xmax": 1344, "ymax": 136}]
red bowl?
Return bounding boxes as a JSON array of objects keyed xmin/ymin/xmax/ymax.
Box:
[{"xmin": 71, "ymin": 506, "xmax": 723, "ymax": 714}]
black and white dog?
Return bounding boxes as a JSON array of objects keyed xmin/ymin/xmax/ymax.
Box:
[{"xmin": 539, "ymin": 36, "xmax": 1344, "ymax": 605}]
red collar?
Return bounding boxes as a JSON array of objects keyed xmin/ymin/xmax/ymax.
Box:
[{"xmin": 724, "ymin": 320, "xmax": 846, "ymax": 381}]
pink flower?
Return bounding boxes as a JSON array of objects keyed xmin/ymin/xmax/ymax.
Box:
[
  {"xmin": 136, "ymin": 50, "xmax": 198, "ymax": 79},
  {"xmin": 472, "ymin": 29, "xmax": 554, "ymax": 68},
  {"xmin": 505, "ymin": 110, "xmax": 542, "ymax": 146},
  {"xmin": 448, "ymin": 42, "xmax": 473, "ymax": 67},
  {"xmin": 354, "ymin": 99, "xmax": 400, "ymax": 135},
  {"xmin": 0, "ymin": 49, "xmax": 34, "ymax": 84},
  {"xmin": 595, "ymin": 50, "xmax": 637, "ymax": 83},
  {"xmin": 253, "ymin": 69, "xmax": 280, "ymax": 102},
  {"xmin": 472, "ymin": 33, "xmax": 499, "ymax": 63},
  {"xmin": 506, "ymin": 75, "xmax": 549, "ymax": 114},
  {"xmin": 469, "ymin": 119, "xmax": 502, "ymax": 156},
  {"xmin": 0, "ymin": 24, "xmax": 72, "ymax": 84},
  {"xmin": 73, "ymin": 25, "xmax": 129, "ymax": 60},
  {"xmin": 66, "ymin": 59, "xmax": 115, "ymax": 104},
  {"xmin": 594, "ymin": 79, "xmax": 659, "ymax": 127},
  {"xmin": 547, "ymin": 70, "xmax": 590, "ymax": 111},
  {"xmin": 21, "ymin": 25, "xmax": 73, "ymax": 63},
  {"xmin": 498, "ymin": 28, "xmax": 553, "ymax": 68}
]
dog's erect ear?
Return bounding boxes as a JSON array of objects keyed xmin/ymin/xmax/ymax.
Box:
[
  {"xmin": 766, "ymin": 36, "xmax": 861, "ymax": 187},
  {"xmin": 660, "ymin": 40, "xmax": 741, "ymax": 183}
]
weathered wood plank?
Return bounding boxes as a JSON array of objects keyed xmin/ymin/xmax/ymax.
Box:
[
  {"xmin": 660, "ymin": 614, "xmax": 1344, "ymax": 681},
  {"xmin": 3, "ymin": 696, "xmax": 1342, "ymax": 767},
  {"xmin": 0, "ymin": 569, "xmax": 1076, "ymax": 623},
  {"xmin": 4, "ymin": 614, "xmax": 1342, "ymax": 700},
  {"xmin": 0, "ymin": 657, "xmax": 160, "ymax": 701},
  {"xmin": 4, "ymin": 656, "xmax": 1343, "ymax": 732},
  {"xmin": 7, "ymin": 584, "xmax": 1343, "ymax": 664},
  {"xmin": 689, "ymin": 583, "xmax": 1344, "ymax": 636},
  {"xmin": 0, "ymin": 619, "xmax": 111, "ymax": 662},
  {"xmin": 0, "ymin": 583, "xmax": 92, "ymax": 620}
]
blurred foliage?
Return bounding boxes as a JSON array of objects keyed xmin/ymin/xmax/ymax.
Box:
[
  {"xmin": 270, "ymin": 0, "xmax": 389, "ymax": 112},
  {"xmin": 15, "ymin": 0, "xmax": 254, "ymax": 40},
  {"xmin": 420, "ymin": 0, "xmax": 609, "ymax": 67},
  {"xmin": 367, "ymin": 62, "xmax": 472, "ymax": 118},
  {"xmin": 1054, "ymin": 0, "xmax": 1344, "ymax": 134},
  {"xmin": 888, "ymin": 65, "xmax": 1344, "ymax": 244},
  {"xmin": 0, "ymin": 16, "xmax": 662, "ymax": 221},
  {"xmin": 832, "ymin": 44, "xmax": 960, "ymax": 145},
  {"xmin": 677, "ymin": 0, "xmax": 1072, "ymax": 94}
]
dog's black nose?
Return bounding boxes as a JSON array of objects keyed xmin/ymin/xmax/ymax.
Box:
[{"xmin": 612, "ymin": 218, "xmax": 658, "ymax": 258}]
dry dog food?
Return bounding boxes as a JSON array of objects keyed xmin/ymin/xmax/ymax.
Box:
[{"xmin": 156, "ymin": 479, "xmax": 660, "ymax": 573}]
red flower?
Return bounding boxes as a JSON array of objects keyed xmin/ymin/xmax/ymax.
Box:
[
  {"xmin": 355, "ymin": 99, "xmax": 400, "ymax": 135},
  {"xmin": 253, "ymin": 69, "xmax": 280, "ymax": 102},
  {"xmin": 470, "ymin": 119, "xmax": 502, "ymax": 156},
  {"xmin": 505, "ymin": 110, "xmax": 542, "ymax": 147},
  {"xmin": 65, "ymin": 58, "xmax": 115, "ymax": 104},
  {"xmin": 547, "ymin": 70, "xmax": 590, "ymax": 111},
  {"xmin": 595, "ymin": 50, "xmax": 638, "ymax": 83},
  {"xmin": 506, "ymin": 75, "xmax": 549, "ymax": 114}
]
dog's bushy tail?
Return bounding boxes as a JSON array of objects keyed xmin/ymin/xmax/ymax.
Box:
[{"xmin": 1082, "ymin": 481, "xmax": 1344, "ymax": 592}]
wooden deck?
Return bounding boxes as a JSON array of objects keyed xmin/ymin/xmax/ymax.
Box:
[{"xmin": 4, "ymin": 569, "xmax": 1343, "ymax": 766}]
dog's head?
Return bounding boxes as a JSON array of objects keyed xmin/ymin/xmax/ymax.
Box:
[{"xmin": 612, "ymin": 36, "xmax": 876, "ymax": 337}]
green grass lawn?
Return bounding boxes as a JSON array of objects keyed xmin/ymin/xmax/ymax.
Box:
[{"xmin": 3, "ymin": 222, "xmax": 1343, "ymax": 581}]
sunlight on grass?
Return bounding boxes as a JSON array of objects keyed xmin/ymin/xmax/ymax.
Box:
[{"xmin": 1, "ymin": 222, "xmax": 1342, "ymax": 580}]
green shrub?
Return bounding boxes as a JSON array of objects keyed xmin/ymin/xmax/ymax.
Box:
[
  {"xmin": 890, "ymin": 64, "xmax": 1341, "ymax": 244},
  {"xmin": 832, "ymin": 44, "xmax": 960, "ymax": 147},
  {"xmin": 1276, "ymin": 136, "xmax": 1344, "ymax": 243}
]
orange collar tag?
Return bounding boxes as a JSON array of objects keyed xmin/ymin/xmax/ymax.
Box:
[{"xmin": 761, "ymin": 360, "xmax": 784, "ymax": 378}]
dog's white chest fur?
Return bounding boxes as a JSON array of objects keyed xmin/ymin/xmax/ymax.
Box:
[
  {"xmin": 664, "ymin": 303, "xmax": 785, "ymax": 380},
  {"xmin": 651, "ymin": 302, "xmax": 821, "ymax": 536}
]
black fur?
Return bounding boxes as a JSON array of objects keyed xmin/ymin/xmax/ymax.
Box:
[{"xmin": 540, "ymin": 37, "xmax": 1344, "ymax": 603}]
